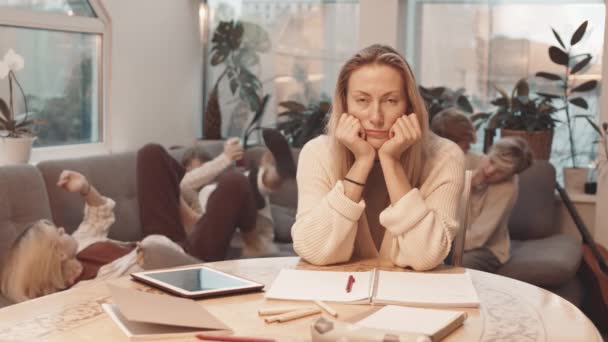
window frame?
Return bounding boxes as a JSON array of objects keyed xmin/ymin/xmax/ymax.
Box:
[{"xmin": 0, "ymin": 1, "xmax": 112, "ymax": 160}]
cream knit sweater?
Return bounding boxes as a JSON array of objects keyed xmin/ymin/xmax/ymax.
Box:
[
  {"xmin": 464, "ymin": 153, "xmax": 518, "ymax": 264},
  {"xmin": 292, "ymin": 135, "xmax": 465, "ymax": 270}
]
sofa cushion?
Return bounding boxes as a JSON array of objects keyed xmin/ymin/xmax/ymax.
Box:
[
  {"xmin": 498, "ymin": 234, "xmax": 582, "ymax": 287},
  {"xmin": 0, "ymin": 165, "xmax": 53, "ymax": 275},
  {"xmin": 271, "ymin": 204, "xmax": 295, "ymax": 243},
  {"xmin": 508, "ymin": 161, "xmax": 557, "ymax": 240},
  {"xmin": 37, "ymin": 152, "xmax": 142, "ymax": 242}
]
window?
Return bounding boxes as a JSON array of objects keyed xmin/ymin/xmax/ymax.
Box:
[
  {"xmin": 203, "ymin": 0, "xmax": 359, "ymax": 139},
  {"xmin": 0, "ymin": 0, "xmax": 109, "ymax": 148},
  {"xmin": 412, "ymin": 0, "xmax": 605, "ymax": 173}
]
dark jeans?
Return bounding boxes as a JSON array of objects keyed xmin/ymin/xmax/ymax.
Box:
[{"xmin": 136, "ymin": 144, "xmax": 257, "ymax": 261}]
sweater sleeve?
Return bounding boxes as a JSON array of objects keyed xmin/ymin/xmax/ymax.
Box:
[
  {"xmin": 379, "ymin": 147, "xmax": 465, "ymax": 271},
  {"xmin": 465, "ymin": 177, "xmax": 518, "ymax": 250},
  {"xmin": 72, "ymin": 197, "xmax": 116, "ymax": 243},
  {"xmin": 291, "ymin": 138, "xmax": 365, "ymax": 265},
  {"xmin": 180, "ymin": 153, "xmax": 232, "ymax": 191}
]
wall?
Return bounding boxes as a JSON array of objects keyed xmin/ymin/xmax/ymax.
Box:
[{"xmin": 102, "ymin": 0, "xmax": 202, "ymax": 153}]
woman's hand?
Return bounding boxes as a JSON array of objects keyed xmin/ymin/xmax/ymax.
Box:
[
  {"xmin": 57, "ymin": 170, "xmax": 90, "ymax": 196},
  {"xmin": 336, "ymin": 113, "xmax": 375, "ymax": 163},
  {"xmin": 378, "ymin": 113, "xmax": 421, "ymax": 162},
  {"xmin": 223, "ymin": 137, "xmax": 244, "ymax": 161}
]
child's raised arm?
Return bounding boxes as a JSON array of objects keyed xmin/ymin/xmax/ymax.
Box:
[{"xmin": 56, "ymin": 170, "xmax": 106, "ymax": 207}]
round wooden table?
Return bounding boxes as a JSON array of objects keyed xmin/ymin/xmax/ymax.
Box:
[{"xmin": 0, "ymin": 257, "xmax": 601, "ymax": 341}]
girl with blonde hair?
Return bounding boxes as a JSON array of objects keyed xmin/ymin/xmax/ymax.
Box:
[
  {"xmin": 292, "ymin": 44, "xmax": 465, "ymax": 270},
  {"xmin": 1, "ymin": 170, "xmax": 196, "ymax": 303}
]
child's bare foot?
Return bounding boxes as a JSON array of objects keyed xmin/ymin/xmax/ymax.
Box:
[{"xmin": 260, "ymin": 151, "xmax": 283, "ymax": 191}]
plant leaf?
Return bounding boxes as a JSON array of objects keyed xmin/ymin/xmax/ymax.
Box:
[
  {"xmin": 538, "ymin": 92, "xmax": 561, "ymax": 100},
  {"xmin": 549, "ymin": 46, "xmax": 569, "ymax": 66},
  {"xmin": 569, "ymin": 97, "xmax": 588, "ymax": 109},
  {"xmin": 570, "ymin": 55, "xmax": 592, "ymax": 74},
  {"xmin": 571, "ymin": 20, "xmax": 588, "ymax": 46},
  {"xmin": 470, "ymin": 112, "xmax": 490, "ymax": 123},
  {"xmin": 241, "ymin": 22, "xmax": 271, "ymax": 53},
  {"xmin": 514, "ymin": 79, "xmax": 529, "ymax": 97},
  {"xmin": 536, "ymin": 71, "xmax": 562, "ymax": 81},
  {"xmin": 572, "ymin": 80, "xmax": 598, "ymax": 93},
  {"xmin": 279, "ymin": 101, "xmax": 306, "ymax": 112},
  {"xmin": 552, "ymin": 28, "xmax": 566, "ymax": 49},
  {"xmin": 456, "ymin": 95, "xmax": 473, "ymax": 113},
  {"xmin": 429, "ymin": 87, "xmax": 446, "ymax": 98},
  {"xmin": 0, "ymin": 98, "xmax": 10, "ymax": 122}
]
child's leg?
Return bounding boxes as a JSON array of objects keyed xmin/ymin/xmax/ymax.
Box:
[
  {"xmin": 179, "ymin": 196, "xmax": 201, "ymax": 236},
  {"xmin": 136, "ymin": 144, "xmax": 187, "ymax": 242},
  {"xmin": 184, "ymin": 170, "xmax": 257, "ymax": 261}
]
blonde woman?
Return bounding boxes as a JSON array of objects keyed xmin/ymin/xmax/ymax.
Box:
[
  {"xmin": 463, "ymin": 137, "xmax": 533, "ymax": 273},
  {"xmin": 1, "ymin": 170, "xmax": 196, "ymax": 303},
  {"xmin": 291, "ymin": 44, "xmax": 465, "ymax": 270}
]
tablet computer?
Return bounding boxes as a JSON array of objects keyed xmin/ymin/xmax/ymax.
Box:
[{"xmin": 131, "ymin": 265, "xmax": 265, "ymax": 299}]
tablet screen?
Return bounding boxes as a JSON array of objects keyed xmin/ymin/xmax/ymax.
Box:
[{"xmin": 144, "ymin": 267, "xmax": 252, "ymax": 292}]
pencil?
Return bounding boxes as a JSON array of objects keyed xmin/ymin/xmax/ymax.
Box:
[
  {"xmin": 313, "ymin": 300, "xmax": 338, "ymax": 317},
  {"xmin": 264, "ymin": 307, "xmax": 322, "ymax": 323},
  {"xmin": 257, "ymin": 306, "xmax": 316, "ymax": 316},
  {"xmin": 195, "ymin": 333, "xmax": 275, "ymax": 342}
]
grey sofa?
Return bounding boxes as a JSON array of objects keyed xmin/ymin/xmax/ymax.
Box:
[
  {"xmin": 498, "ymin": 160, "xmax": 583, "ymax": 306},
  {"xmin": 0, "ymin": 141, "xmax": 298, "ymax": 308}
]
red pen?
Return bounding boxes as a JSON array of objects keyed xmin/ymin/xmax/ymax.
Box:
[
  {"xmin": 196, "ymin": 333, "xmax": 275, "ymax": 342},
  {"xmin": 345, "ymin": 275, "xmax": 355, "ymax": 293}
]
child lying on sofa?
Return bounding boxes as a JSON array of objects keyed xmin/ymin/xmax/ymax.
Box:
[
  {"xmin": 1, "ymin": 170, "xmax": 198, "ymax": 303},
  {"xmin": 179, "ymin": 132, "xmax": 294, "ymax": 258}
]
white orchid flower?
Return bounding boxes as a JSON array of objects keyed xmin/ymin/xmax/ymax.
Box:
[
  {"xmin": 3, "ymin": 49, "xmax": 24, "ymax": 72},
  {"xmin": 0, "ymin": 61, "xmax": 8, "ymax": 79}
]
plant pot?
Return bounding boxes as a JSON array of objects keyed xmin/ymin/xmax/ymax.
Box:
[
  {"xmin": 500, "ymin": 129, "xmax": 553, "ymax": 160},
  {"xmin": 563, "ymin": 167, "xmax": 587, "ymax": 194},
  {"xmin": 0, "ymin": 136, "xmax": 36, "ymax": 165}
]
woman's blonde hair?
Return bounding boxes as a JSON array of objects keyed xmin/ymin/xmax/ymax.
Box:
[
  {"xmin": 430, "ymin": 107, "xmax": 476, "ymax": 145},
  {"xmin": 488, "ymin": 137, "xmax": 534, "ymax": 175},
  {"xmin": 326, "ymin": 44, "xmax": 430, "ymax": 186},
  {"xmin": 1, "ymin": 220, "xmax": 70, "ymax": 303}
]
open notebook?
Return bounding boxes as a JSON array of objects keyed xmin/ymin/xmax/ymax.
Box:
[{"xmin": 265, "ymin": 269, "xmax": 479, "ymax": 308}]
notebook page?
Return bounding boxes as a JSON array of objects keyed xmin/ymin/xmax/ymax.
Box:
[
  {"xmin": 264, "ymin": 269, "xmax": 371, "ymax": 302},
  {"xmin": 356, "ymin": 305, "xmax": 465, "ymax": 337},
  {"xmin": 374, "ymin": 271, "xmax": 480, "ymax": 307}
]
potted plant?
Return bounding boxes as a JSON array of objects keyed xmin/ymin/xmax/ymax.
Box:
[
  {"xmin": 276, "ymin": 98, "xmax": 331, "ymax": 148},
  {"xmin": 0, "ymin": 49, "xmax": 36, "ymax": 165},
  {"xmin": 418, "ymin": 85, "xmax": 474, "ymax": 121},
  {"xmin": 481, "ymin": 79, "xmax": 557, "ymax": 159},
  {"xmin": 204, "ymin": 20, "xmax": 270, "ymax": 140},
  {"xmin": 535, "ymin": 20, "xmax": 598, "ymax": 192}
]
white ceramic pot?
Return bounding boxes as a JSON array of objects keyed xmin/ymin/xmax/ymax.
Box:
[
  {"xmin": 563, "ymin": 167, "xmax": 588, "ymax": 195},
  {"xmin": 0, "ymin": 136, "xmax": 36, "ymax": 165}
]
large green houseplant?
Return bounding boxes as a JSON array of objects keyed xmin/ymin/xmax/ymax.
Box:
[
  {"xmin": 419, "ymin": 85, "xmax": 474, "ymax": 121},
  {"xmin": 0, "ymin": 49, "xmax": 36, "ymax": 165},
  {"xmin": 535, "ymin": 20, "xmax": 599, "ymax": 192},
  {"xmin": 481, "ymin": 79, "xmax": 557, "ymax": 158},
  {"xmin": 535, "ymin": 20, "xmax": 598, "ymax": 167},
  {"xmin": 276, "ymin": 98, "xmax": 330, "ymax": 148},
  {"xmin": 204, "ymin": 20, "xmax": 270, "ymax": 139}
]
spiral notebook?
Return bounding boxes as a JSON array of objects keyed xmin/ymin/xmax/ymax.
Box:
[{"xmin": 265, "ymin": 269, "xmax": 479, "ymax": 308}]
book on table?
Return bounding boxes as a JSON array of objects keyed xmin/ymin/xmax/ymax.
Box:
[{"xmin": 264, "ymin": 269, "xmax": 480, "ymax": 308}]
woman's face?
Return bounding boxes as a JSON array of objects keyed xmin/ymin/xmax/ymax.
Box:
[{"xmin": 346, "ymin": 64, "xmax": 408, "ymax": 149}]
